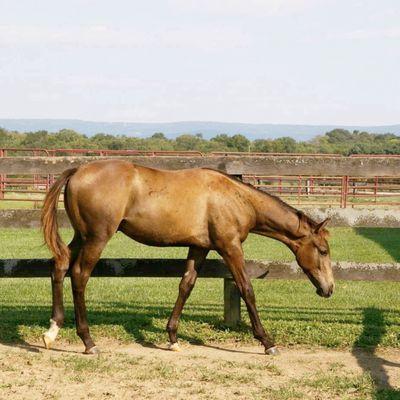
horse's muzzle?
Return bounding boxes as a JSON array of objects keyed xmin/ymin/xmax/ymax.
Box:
[{"xmin": 316, "ymin": 284, "xmax": 334, "ymax": 298}]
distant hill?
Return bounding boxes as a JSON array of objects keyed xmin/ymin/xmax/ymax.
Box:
[{"xmin": 1, "ymin": 119, "xmax": 399, "ymax": 140}]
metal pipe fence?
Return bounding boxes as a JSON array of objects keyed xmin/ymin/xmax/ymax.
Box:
[
  {"xmin": 242, "ymin": 175, "xmax": 400, "ymax": 208},
  {"xmin": 1, "ymin": 173, "xmax": 400, "ymax": 208},
  {"xmin": 1, "ymin": 148, "xmax": 399, "ymax": 207}
]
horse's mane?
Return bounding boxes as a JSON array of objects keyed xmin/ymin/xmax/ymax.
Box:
[{"xmin": 202, "ymin": 168, "xmax": 318, "ymax": 228}]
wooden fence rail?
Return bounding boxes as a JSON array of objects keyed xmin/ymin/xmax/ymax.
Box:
[{"xmin": 1, "ymin": 258, "xmax": 400, "ymax": 326}]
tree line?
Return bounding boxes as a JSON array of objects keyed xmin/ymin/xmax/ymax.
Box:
[{"xmin": 1, "ymin": 127, "xmax": 399, "ymax": 155}]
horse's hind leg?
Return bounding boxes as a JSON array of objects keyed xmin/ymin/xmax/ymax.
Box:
[
  {"xmin": 42, "ymin": 232, "xmax": 82, "ymax": 349},
  {"xmin": 166, "ymin": 247, "xmax": 208, "ymax": 351},
  {"xmin": 70, "ymin": 235, "xmax": 110, "ymax": 354}
]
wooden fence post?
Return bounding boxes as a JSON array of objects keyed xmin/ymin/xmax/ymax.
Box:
[
  {"xmin": 0, "ymin": 174, "xmax": 4, "ymax": 200},
  {"xmin": 0, "ymin": 149, "xmax": 4, "ymax": 200},
  {"xmin": 223, "ymin": 277, "xmax": 241, "ymax": 326}
]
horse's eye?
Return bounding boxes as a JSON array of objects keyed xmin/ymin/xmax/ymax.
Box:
[{"xmin": 320, "ymin": 249, "xmax": 328, "ymax": 256}]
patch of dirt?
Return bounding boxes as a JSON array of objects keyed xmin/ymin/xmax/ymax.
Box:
[{"xmin": 0, "ymin": 341, "xmax": 399, "ymax": 399}]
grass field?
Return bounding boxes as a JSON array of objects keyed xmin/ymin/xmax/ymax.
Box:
[
  {"xmin": 1, "ymin": 227, "xmax": 400, "ymax": 262},
  {"xmin": 0, "ymin": 227, "xmax": 399, "ymax": 348},
  {"xmin": 1, "ymin": 227, "xmax": 399, "ymax": 398},
  {"xmin": 1, "ymin": 278, "xmax": 399, "ymax": 349}
]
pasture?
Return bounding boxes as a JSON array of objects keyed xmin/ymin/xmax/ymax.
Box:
[
  {"xmin": 1, "ymin": 226, "xmax": 400, "ymax": 262},
  {"xmin": 1, "ymin": 227, "xmax": 400, "ymax": 347},
  {"xmin": 1, "ymin": 227, "xmax": 400, "ymax": 399}
]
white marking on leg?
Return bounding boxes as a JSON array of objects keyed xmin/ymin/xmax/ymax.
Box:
[
  {"xmin": 168, "ymin": 342, "xmax": 181, "ymax": 352},
  {"xmin": 42, "ymin": 319, "xmax": 60, "ymax": 349}
]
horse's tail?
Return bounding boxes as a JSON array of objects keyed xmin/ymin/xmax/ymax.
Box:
[{"xmin": 41, "ymin": 168, "xmax": 78, "ymax": 265}]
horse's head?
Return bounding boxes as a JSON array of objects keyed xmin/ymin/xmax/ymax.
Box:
[{"xmin": 293, "ymin": 214, "xmax": 334, "ymax": 298}]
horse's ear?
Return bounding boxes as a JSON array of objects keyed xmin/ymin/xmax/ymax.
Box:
[{"xmin": 315, "ymin": 218, "xmax": 331, "ymax": 234}]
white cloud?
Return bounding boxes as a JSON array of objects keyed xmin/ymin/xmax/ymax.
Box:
[
  {"xmin": 0, "ymin": 24, "xmax": 251, "ymax": 49},
  {"xmin": 169, "ymin": 0, "xmax": 319, "ymax": 16},
  {"xmin": 338, "ymin": 27, "xmax": 400, "ymax": 40}
]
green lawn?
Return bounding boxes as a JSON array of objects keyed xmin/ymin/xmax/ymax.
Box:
[
  {"xmin": 0, "ymin": 227, "xmax": 399, "ymax": 350},
  {"xmin": 1, "ymin": 278, "xmax": 399, "ymax": 349},
  {"xmin": 0, "ymin": 227, "xmax": 400, "ymax": 262}
]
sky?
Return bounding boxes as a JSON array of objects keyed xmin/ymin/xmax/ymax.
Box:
[{"xmin": 0, "ymin": 0, "xmax": 399, "ymax": 125}]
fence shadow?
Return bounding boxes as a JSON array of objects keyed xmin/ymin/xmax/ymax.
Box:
[
  {"xmin": 354, "ymin": 228, "xmax": 400, "ymax": 262},
  {"xmin": 0, "ymin": 302, "xmax": 249, "ymax": 352},
  {"xmin": 352, "ymin": 307, "xmax": 400, "ymax": 399}
]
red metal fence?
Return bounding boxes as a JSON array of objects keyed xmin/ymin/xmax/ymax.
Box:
[
  {"xmin": 0, "ymin": 174, "xmax": 57, "ymax": 205},
  {"xmin": 1, "ymin": 148, "xmax": 399, "ymax": 208},
  {"xmin": 1, "ymin": 173, "xmax": 399, "ymax": 208},
  {"xmin": 242, "ymin": 175, "xmax": 400, "ymax": 207}
]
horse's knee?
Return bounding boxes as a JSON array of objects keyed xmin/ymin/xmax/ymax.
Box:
[
  {"xmin": 71, "ymin": 269, "xmax": 90, "ymax": 290},
  {"xmin": 166, "ymin": 321, "xmax": 177, "ymax": 333}
]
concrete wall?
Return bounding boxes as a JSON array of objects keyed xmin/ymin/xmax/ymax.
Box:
[
  {"xmin": 1, "ymin": 208, "xmax": 400, "ymax": 228},
  {"xmin": 304, "ymin": 207, "xmax": 400, "ymax": 228},
  {"xmin": 1, "ymin": 155, "xmax": 399, "ymax": 228},
  {"xmin": 1, "ymin": 155, "xmax": 400, "ymax": 176}
]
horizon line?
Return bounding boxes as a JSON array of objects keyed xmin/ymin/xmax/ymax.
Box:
[{"xmin": 0, "ymin": 118, "xmax": 399, "ymax": 128}]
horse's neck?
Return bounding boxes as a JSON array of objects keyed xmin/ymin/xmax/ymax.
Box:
[{"xmin": 249, "ymin": 190, "xmax": 301, "ymax": 244}]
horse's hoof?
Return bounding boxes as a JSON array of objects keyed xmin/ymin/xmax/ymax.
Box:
[
  {"xmin": 84, "ymin": 346, "xmax": 100, "ymax": 355},
  {"xmin": 42, "ymin": 333, "xmax": 53, "ymax": 350},
  {"xmin": 265, "ymin": 346, "xmax": 280, "ymax": 356},
  {"xmin": 168, "ymin": 342, "xmax": 181, "ymax": 352}
]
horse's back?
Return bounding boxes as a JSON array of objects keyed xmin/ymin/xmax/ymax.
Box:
[{"xmin": 65, "ymin": 160, "xmax": 254, "ymax": 246}]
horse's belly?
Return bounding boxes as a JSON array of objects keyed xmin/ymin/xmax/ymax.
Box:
[{"xmin": 118, "ymin": 213, "xmax": 210, "ymax": 247}]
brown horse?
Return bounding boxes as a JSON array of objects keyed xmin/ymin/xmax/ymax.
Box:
[{"xmin": 41, "ymin": 159, "xmax": 333, "ymax": 355}]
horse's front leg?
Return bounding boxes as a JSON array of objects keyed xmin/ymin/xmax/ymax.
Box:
[
  {"xmin": 219, "ymin": 241, "xmax": 279, "ymax": 355},
  {"xmin": 166, "ymin": 247, "xmax": 209, "ymax": 351}
]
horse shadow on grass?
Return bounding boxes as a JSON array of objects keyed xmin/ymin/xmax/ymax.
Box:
[
  {"xmin": 352, "ymin": 307, "xmax": 400, "ymax": 399},
  {"xmin": 355, "ymin": 227, "xmax": 400, "ymax": 262},
  {"xmin": 352, "ymin": 227, "xmax": 400, "ymax": 397},
  {"xmin": 0, "ymin": 301, "xmax": 354, "ymax": 355},
  {"xmin": 0, "ymin": 301, "xmax": 252, "ymax": 354}
]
